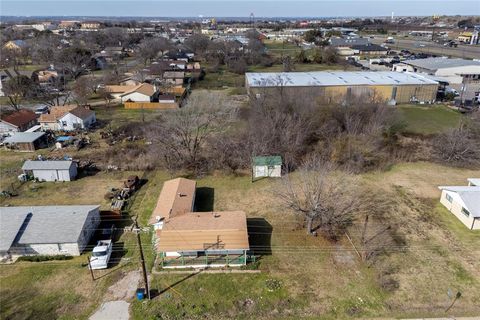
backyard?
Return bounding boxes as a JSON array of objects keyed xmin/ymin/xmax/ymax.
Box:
[{"xmin": 0, "ymin": 95, "xmax": 479, "ymax": 319}]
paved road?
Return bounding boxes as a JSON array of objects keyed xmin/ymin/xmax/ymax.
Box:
[{"xmin": 372, "ymin": 38, "xmax": 480, "ymax": 60}]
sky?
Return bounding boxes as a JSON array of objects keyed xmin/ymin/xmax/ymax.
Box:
[{"xmin": 1, "ymin": 0, "xmax": 479, "ymax": 18}]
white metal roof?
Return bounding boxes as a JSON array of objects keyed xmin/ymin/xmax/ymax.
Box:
[
  {"xmin": 22, "ymin": 160, "xmax": 74, "ymax": 171},
  {"xmin": 403, "ymin": 58, "xmax": 480, "ymax": 71},
  {"xmin": 467, "ymin": 178, "xmax": 480, "ymax": 186},
  {"xmin": 245, "ymin": 71, "xmax": 438, "ymax": 87}
]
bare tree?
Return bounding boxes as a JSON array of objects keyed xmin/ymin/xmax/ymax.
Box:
[
  {"xmin": 2, "ymin": 75, "xmax": 35, "ymax": 110},
  {"xmin": 184, "ymin": 34, "xmax": 210, "ymax": 56},
  {"xmin": 72, "ymin": 76, "xmax": 95, "ymax": 106},
  {"xmin": 276, "ymin": 158, "xmax": 364, "ymax": 239},
  {"xmin": 432, "ymin": 124, "xmax": 480, "ymax": 165},
  {"xmin": 146, "ymin": 93, "xmax": 237, "ymax": 174},
  {"xmin": 98, "ymin": 87, "xmax": 114, "ymax": 107}
]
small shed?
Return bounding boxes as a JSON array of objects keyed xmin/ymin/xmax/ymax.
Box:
[
  {"xmin": 22, "ymin": 160, "xmax": 78, "ymax": 182},
  {"xmin": 3, "ymin": 132, "xmax": 47, "ymax": 152},
  {"xmin": 252, "ymin": 156, "xmax": 282, "ymax": 179}
]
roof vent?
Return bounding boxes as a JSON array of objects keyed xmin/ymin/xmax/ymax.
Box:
[
  {"xmin": 178, "ymin": 193, "xmax": 187, "ymax": 197},
  {"xmin": 213, "ymin": 213, "xmax": 221, "ymax": 218}
]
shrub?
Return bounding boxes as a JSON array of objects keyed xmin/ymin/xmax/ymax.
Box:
[{"xmin": 18, "ymin": 255, "xmax": 73, "ymax": 262}]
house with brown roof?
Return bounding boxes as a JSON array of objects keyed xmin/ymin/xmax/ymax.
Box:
[
  {"xmin": 120, "ymin": 83, "xmax": 156, "ymax": 102},
  {"xmin": 149, "ymin": 178, "xmax": 250, "ymax": 268},
  {"xmin": 39, "ymin": 105, "xmax": 96, "ymax": 131},
  {"xmin": 0, "ymin": 109, "xmax": 38, "ymax": 134},
  {"xmin": 103, "ymin": 85, "xmax": 139, "ymax": 99}
]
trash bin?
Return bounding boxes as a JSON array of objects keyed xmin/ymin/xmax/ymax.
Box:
[{"xmin": 136, "ymin": 288, "xmax": 145, "ymax": 301}]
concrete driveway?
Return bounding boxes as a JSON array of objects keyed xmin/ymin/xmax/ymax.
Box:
[{"xmin": 89, "ymin": 301, "xmax": 130, "ymax": 320}]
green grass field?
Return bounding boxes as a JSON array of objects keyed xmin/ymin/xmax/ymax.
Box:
[{"xmin": 397, "ymin": 104, "xmax": 462, "ymax": 135}]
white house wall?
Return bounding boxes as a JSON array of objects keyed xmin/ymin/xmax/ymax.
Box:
[
  {"xmin": 439, "ymin": 190, "xmax": 477, "ymax": 230},
  {"xmin": 58, "ymin": 113, "xmax": 95, "ymax": 131},
  {"xmin": 121, "ymin": 92, "xmax": 151, "ymax": 102},
  {"xmin": 254, "ymin": 165, "xmax": 281, "ymax": 178}
]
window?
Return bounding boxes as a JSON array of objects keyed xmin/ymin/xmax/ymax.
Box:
[
  {"xmin": 445, "ymin": 193, "xmax": 453, "ymax": 203},
  {"xmin": 461, "ymin": 207, "xmax": 470, "ymax": 217},
  {"xmin": 61, "ymin": 121, "xmax": 67, "ymax": 126}
]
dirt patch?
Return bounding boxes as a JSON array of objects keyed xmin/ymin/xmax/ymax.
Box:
[{"xmin": 105, "ymin": 270, "xmax": 142, "ymax": 301}]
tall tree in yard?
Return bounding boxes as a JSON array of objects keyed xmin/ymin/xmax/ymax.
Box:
[
  {"xmin": 276, "ymin": 158, "xmax": 363, "ymax": 239},
  {"xmin": 3, "ymin": 76, "xmax": 34, "ymax": 110}
]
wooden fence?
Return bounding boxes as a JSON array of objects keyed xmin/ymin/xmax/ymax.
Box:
[{"xmin": 124, "ymin": 102, "xmax": 178, "ymax": 110}]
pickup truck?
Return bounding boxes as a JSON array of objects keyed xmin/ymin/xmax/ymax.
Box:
[{"xmin": 89, "ymin": 240, "xmax": 113, "ymax": 270}]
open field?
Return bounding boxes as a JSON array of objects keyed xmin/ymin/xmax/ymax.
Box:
[
  {"xmin": 397, "ymin": 104, "xmax": 463, "ymax": 135},
  {"xmin": 1, "ymin": 101, "xmax": 479, "ymax": 319}
]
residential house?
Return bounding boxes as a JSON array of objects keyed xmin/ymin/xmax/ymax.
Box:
[
  {"xmin": 0, "ymin": 109, "xmax": 38, "ymax": 134},
  {"xmin": 438, "ymin": 180, "xmax": 480, "ymax": 230},
  {"xmin": 2, "ymin": 40, "xmax": 28, "ymax": 51},
  {"xmin": 39, "ymin": 105, "xmax": 96, "ymax": 131},
  {"xmin": 252, "ymin": 156, "xmax": 282, "ymax": 178},
  {"xmin": 149, "ymin": 178, "xmax": 250, "ymax": 268},
  {"xmin": 0, "ymin": 205, "xmax": 100, "ymax": 259},
  {"xmin": 120, "ymin": 83, "xmax": 156, "ymax": 102},
  {"xmin": 3, "ymin": 132, "xmax": 48, "ymax": 152},
  {"xmin": 103, "ymin": 85, "xmax": 139, "ymax": 99},
  {"xmin": 81, "ymin": 21, "xmax": 101, "ymax": 30},
  {"xmin": 163, "ymin": 71, "xmax": 185, "ymax": 86},
  {"xmin": 22, "ymin": 160, "xmax": 78, "ymax": 182}
]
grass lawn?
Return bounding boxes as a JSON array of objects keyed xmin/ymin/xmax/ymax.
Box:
[
  {"xmin": 397, "ymin": 104, "xmax": 462, "ymax": 135},
  {"xmin": 1, "ymin": 103, "xmax": 479, "ymax": 319}
]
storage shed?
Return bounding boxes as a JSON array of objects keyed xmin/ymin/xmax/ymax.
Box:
[
  {"xmin": 0, "ymin": 205, "xmax": 100, "ymax": 258},
  {"xmin": 22, "ymin": 160, "xmax": 78, "ymax": 182},
  {"xmin": 252, "ymin": 156, "xmax": 282, "ymax": 179},
  {"xmin": 3, "ymin": 132, "xmax": 47, "ymax": 152}
]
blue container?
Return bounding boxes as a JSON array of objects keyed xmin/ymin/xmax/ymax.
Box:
[{"xmin": 136, "ymin": 289, "xmax": 144, "ymax": 301}]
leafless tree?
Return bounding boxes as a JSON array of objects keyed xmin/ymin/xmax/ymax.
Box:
[
  {"xmin": 184, "ymin": 34, "xmax": 210, "ymax": 56},
  {"xmin": 145, "ymin": 92, "xmax": 237, "ymax": 174},
  {"xmin": 2, "ymin": 75, "xmax": 35, "ymax": 110},
  {"xmin": 276, "ymin": 158, "xmax": 364, "ymax": 239},
  {"xmin": 432, "ymin": 124, "xmax": 480, "ymax": 165},
  {"xmin": 72, "ymin": 76, "xmax": 95, "ymax": 106},
  {"xmin": 98, "ymin": 87, "xmax": 114, "ymax": 107}
]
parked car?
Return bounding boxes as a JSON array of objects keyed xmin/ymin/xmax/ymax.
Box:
[
  {"xmin": 89, "ymin": 240, "xmax": 113, "ymax": 270},
  {"xmin": 34, "ymin": 105, "xmax": 49, "ymax": 115}
]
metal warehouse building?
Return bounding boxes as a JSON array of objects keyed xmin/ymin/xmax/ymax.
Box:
[{"xmin": 245, "ymin": 71, "xmax": 439, "ymax": 105}]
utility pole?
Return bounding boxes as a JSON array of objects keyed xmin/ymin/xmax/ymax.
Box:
[
  {"xmin": 87, "ymin": 257, "xmax": 95, "ymax": 281},
  {"xmin": 135, "ymin": 220, "xmax": 151, "ymax": 299}
]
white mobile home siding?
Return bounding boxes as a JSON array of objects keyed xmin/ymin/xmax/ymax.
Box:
[
  {"xmin": 440, "ymin": 190, "xmax": 479, "ymax": 230},
  {"xmin": 254, "ymin": 165, "xmax": 281, "ymax": 178}
]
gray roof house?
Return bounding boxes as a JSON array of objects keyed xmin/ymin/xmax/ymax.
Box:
[
  {"xmin": 0, "ymin": 205, "xmax": 100, "ymax": 258},
  {"xmin": 22, "ymin": 160, "xmax": 78, "ymax": 182},
  {"xmin": 3, "ymin": 132, "xmax": 47, "ymax": 152},
  {"xmin": 438, "ymin": 180, "xmax": 480, "ymax": 230}
]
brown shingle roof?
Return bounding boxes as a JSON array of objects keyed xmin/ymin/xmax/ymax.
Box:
[
  {"xmin": 38, "ymin": 105, "xmax": 76, "ymax": 123},
  {"xmin": 149, "ymin": 178, "xmax": 196, "ymax": 224},
  {"xmin": 1, "ymin": 109, "xmax": 37, "ymax": 128},
  {"xmin": 156, "ymin": 211, "xmax": 250, "ymax": 252},
  {"xmin": 121, "ymin": 83, "xmax": 155, "ymax": 97},
  {"xmin": 104, "ymin": 85, "xmax": 138, "ymax": 93},
  {"xmin": 69, "ymin": 107, "xmax": 94, "ymax": 120}
]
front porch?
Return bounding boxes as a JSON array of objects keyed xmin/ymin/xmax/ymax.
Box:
[{"xmin": 159, "ymin": 252, "xmax": 253, "ymax": 269}]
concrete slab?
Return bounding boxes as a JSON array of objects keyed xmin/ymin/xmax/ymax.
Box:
[{"xmin": 89, "ymin": 301, "xmax": 130, "ymax": 320}]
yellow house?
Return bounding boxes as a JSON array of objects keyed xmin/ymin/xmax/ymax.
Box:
[
  {"xmin": 3, "ymin": 40, "xmax": 27, "ymax": 51},
  {"xmin": 438, "ymin": 180, "xmax": 480, "ymax": 230},
  {"xmin": 457, "ymin": 32, "xmax": 473, "ymax": 43}
]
